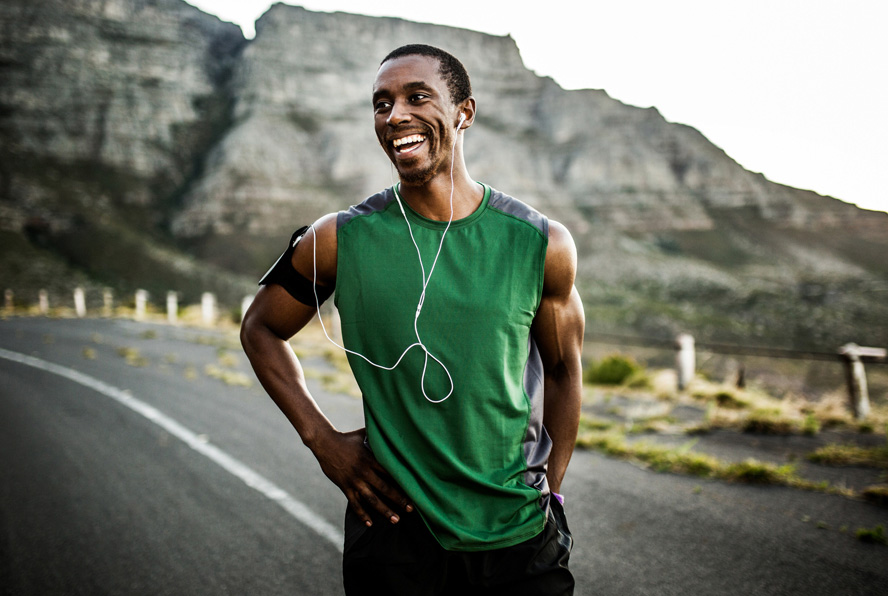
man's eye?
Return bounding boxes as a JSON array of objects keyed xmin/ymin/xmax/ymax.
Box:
[
  {"xmin": 374, "ymin": 101, "xmax": 392, "ymax": 111},
  {"xmin": 410, "ymin": 94, "xmax": 429, "ymax": 102}
]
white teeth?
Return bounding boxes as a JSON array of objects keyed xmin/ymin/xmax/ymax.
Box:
[{"xmin": 392, "ymin": 134, "xmax": 426, "ymax": 148}]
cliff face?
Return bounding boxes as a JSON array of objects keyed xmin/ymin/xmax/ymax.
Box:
[
  {"xmin": 0, "ymin": 0, "xmax": 244, "ymax": 228},
  {"xmin": 170, "ymin": 4, "xmax": 878, "ymax": 238},
  {"xmin": 1, "ymin": 0, "xmax": 886, "ymax": 349}
]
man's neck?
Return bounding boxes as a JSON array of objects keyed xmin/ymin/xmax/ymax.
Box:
[{"xmin": 397, "ymin": 170, "xmax": 483, "ymax": 222}]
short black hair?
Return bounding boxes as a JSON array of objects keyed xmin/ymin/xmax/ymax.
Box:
[{"xmin": 380, "ymin": 44, "xmax": 472, "ymax": 105}]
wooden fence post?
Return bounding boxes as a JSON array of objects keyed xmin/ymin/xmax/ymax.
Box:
[
  {"xmin": 838, "ymin": 343, "xmax": 887, "ymax": 421},
  {"xmin": 675, "ymin": 333, "xmax": 695, "ymax": 391}
]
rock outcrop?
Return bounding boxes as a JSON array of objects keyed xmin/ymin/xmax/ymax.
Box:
[
  {"xmin": 1, "ymin": 0, "xmax": 886, "ymax": 348},
  {"xmin": 0, "ymin": 0, "xmax": 244, "ymax": 228}
]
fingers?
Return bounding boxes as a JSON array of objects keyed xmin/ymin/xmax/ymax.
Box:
[
  {"xmin": 348, "ymin": 468, "xmax": 413, "ymax": 526},
  {"xmin": 340, "ymin": 460, "xmax": 414, "ymax": 526},
  {"xmin": 367, "ymin": 467, "xmax": 414, "ymax": 515},
  {"xmin": 316, "ymin": 429, "xmax": 415, "ymax": 526}
]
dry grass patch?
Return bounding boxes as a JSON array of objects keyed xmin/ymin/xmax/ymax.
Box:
[
  {"xmin": 203, "ymin": 364, "xmax": 253, "ymax": 388},
  {"xmin": 117, "ymin": 346, "xmax": 148, "ymax": 367},
  {"xmin": 684, "ymin": 377, "xmax": 888, "ymax": 438}
]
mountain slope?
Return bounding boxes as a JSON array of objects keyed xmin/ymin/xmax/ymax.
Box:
[{"xmin": 1, "ymin": 1, "xmax": 885, "ymax": 349}]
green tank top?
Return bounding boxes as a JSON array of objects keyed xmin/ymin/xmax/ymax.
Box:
[{"xmin": 335, "ymin": 183, "xmax": 552, "ymax": 551}]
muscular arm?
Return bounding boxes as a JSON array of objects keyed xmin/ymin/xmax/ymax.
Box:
[
  {"xmin": 240, "ymin": 214, "xmax": 411, "ymax": 526},
  {"xmin": 532, "ymin": 220, "xmax": 585, "ymax": 495}
]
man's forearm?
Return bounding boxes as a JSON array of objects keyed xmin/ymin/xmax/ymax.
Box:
[
  {"xmin": 543, "ymin": 367, "xmax": 582, "ymax": 495},
  {"xmin": 241, "ymin": 319, "xmax": 336, "ymax": 449}
]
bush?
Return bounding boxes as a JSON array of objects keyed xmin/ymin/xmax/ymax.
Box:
[{"xmin": 584, "ymin": 354, "xmax": 643, "ymax": 386}]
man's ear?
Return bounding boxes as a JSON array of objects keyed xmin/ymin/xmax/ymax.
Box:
[{"xmin": 457, "ymin": 97, "xmax": 476, "ymax": 129}]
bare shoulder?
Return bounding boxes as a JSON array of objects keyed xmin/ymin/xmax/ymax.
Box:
[{"xmin": 543, "ymin": 220, "xmax": 578, "ymax": 296}]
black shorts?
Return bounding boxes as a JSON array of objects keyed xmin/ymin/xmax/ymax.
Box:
[{"xmin": 342, "ymin": 499, "xmax": 574, "ymax": 596}]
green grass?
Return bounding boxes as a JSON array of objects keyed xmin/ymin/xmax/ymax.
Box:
[
  {"xmin": 713, "ymin": 391, "xmax": 748, "ymax": 409},
  {"xmin": 856, "ymin": 525, "xmax": 887, "ymax": 545},
  {"xmin": 861, "ymin": 485, "xmax": 888, "ymax": 507},
  {"xmin": 742, "ymin": 409, "xmax": 798, "ymax": 435},
  {"xmin": 584, "ymin": 354, "xmax": 644, "ymax": 386},
  {"xmin": 576, "ymin": 425, "xmax": 850, "ymax": 496},
  {"xmin": 807, "ymin": 444, "xmax": 888, "ymax": 469},
  {"xmin": 802, "ymin": 413, "xmax": 821, "ymax": 436}
]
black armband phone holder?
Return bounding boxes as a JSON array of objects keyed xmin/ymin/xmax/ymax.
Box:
[{"xmin": 259, "ymin": 226, "xmax": 334, "ymax": 307}]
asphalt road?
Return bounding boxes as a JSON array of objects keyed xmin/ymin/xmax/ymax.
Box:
[{"xmin": 1, "ymin": 317, "xmax": 886, "ymax": 595}]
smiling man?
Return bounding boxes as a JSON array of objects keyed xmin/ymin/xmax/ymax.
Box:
[{"xmin": 241, "ymin": 44, "xmax": 584, "ymax": 595}]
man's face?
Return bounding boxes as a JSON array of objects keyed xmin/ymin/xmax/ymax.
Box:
[{"xmin": 372, "ymin": 55, "xmax": 460, "ymax": 186}]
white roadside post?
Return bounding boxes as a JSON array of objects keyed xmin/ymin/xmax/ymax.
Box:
[
  {"xmin": 38, "ymin": 290, "xmax": 49, "ymax": 315},
  {"xmin": 135, "ymin": 289, "xmax": 148, "ymax": 321},
  {"xmin": 74, "ymin": 287, "xmax": 86, "ymax": 318},
  {"xmin": 675, "ymin": 333, "xmax": 695, "ymax": 391},
  {"xmin": 201, "ymin": 292, "xmax": 216, "ymax": 326},
  {"xmin": 839, "ymin": 343, "xmax": 887, "ymax": 421},
  {"xmin": 167, "ymin": 291, "xmax": 178, "ymax": 325}
]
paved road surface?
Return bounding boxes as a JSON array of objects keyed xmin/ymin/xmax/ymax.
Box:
[{"xmin": 1, "ymin": 317, "xmax": 885, "ymax": 595}]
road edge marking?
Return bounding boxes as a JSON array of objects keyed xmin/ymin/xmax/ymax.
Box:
[{"xmin": 0, "ymin": 347, "xmax": 344, "ymax": 552}]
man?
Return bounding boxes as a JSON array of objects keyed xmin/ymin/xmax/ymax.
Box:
[{"xmin": 241, "ymin": 44, "xmax": 584, "ymax": 595}]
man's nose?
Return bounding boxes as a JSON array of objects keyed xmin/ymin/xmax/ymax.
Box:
[{"xmin": 387, "ymin": 100, "xmax": 412, "ymax": 126}]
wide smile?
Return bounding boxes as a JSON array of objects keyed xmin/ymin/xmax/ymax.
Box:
[{"xmin": 391, "ymin": 133, "xmax": 427, "ymax": 156}]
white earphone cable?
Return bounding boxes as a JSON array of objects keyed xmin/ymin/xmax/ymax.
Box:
[{"xmin": 309, "ymin": 116, "xmax": 465, "ymax": 403}]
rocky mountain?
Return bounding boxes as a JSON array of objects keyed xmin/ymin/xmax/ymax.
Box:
[{"xmin": 2, "ymin": 0, "xmax": 886, "ymax": 351}]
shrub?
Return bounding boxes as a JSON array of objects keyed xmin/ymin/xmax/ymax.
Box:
[{"xmin": 584, "ymin": 354, "xmax": 643, "ymax": 386}]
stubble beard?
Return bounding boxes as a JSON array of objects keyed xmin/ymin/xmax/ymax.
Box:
[{"xmin": 393, "ymin": 127, "xmax": 454, "ymax": 187}]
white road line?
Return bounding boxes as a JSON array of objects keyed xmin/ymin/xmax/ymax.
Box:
[{"xmin": 0, "ymin": 347, "xmax": 344, "ymax": 552}]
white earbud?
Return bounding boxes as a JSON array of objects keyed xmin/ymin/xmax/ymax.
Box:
[{"xmin": 457, "ymin": 113, "xmax": 466, "ymax": 129}]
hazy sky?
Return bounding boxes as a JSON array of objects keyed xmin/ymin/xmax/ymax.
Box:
[{"xmin": 186, "ymin": 0, "xmax": 887, "ymax": 214}]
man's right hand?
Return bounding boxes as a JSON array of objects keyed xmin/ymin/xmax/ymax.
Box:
[{"xmin": 310, "ymin": 428, "xmax": 413, "ymax": 527}]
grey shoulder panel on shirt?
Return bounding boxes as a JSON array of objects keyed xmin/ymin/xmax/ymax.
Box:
[
  {"xmin": 487, "ymin": 187, "xmax": 549, "ymax": 238},
  {"xmin": 337, "ymin": 188, "xmax": 396, "ymax": 230}
]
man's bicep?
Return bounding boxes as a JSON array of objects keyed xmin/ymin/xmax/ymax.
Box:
[
  {"xmin": 533, "ymin": 286, "xmax": 584, "ymax": 372},
  {"xmin": 534, "ymin": 220, "xmax": 583, "ymax": 368}
]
